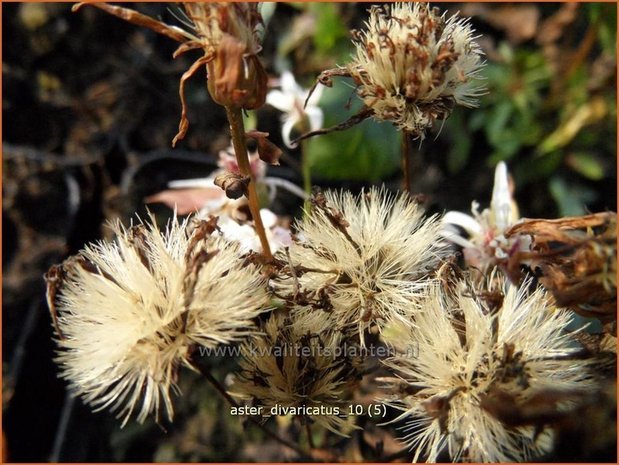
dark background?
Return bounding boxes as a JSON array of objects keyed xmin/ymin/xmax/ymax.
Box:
[{"xmin": 3, "ymin": 2, "xmax": 616, "ymax": 462}]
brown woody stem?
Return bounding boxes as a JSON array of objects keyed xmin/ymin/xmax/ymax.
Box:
[{"xmin": 224, "ymin": 106, "xmax": 272, "ymax": 259}]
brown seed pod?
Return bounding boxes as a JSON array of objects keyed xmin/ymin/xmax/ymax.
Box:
[{"xmin": 213, "ymin": 171, "xmax": 251, "ymax": 199}]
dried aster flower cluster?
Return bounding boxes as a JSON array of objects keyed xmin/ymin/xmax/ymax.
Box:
[
  {"xmin": 44, "ymin": 2, "xmax": 615, "ymax": 461},
  {"xmin": 349, "ymin": 3, "xmax": 485, "ymax": 136},
  {"xmin": 46, "ymin": 215, "xmax": 268, "ymax": 425},
  {"xmin": 381, "ymin": 277, "xmax": 595, "ymax": 462},
  {"xmin": 305, "ymin": 2, "xmax": 484, "ymax": 141},
  {"xmin": 273, "ymin": 188, "xmax": 447, "ymax": 342},
  {"xmin": 230, "ymin": 310, "xmax": 359, "ymax": 435},
  {"xmin": 179, "ymin": 3, "xmax": 267, "ymax": 111}
]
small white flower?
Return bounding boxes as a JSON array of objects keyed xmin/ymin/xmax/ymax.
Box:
[
  {"xmin": 50, "ymin": 215, "xmax": 268, "ymax": 425},
  {"xmin": 442, "ymin": 162, "xmax": 529, "ymax": 271},
  {"xmin": 217, "ymin": 208, "xmax": 292, "ymax": 253},
  {"xmin": 381, "ymin": 277, "xmax": 595, "ymax": 462},
  {"xmin": 147, "ymin": 143, "xmax": 297, "ymax": 253},
  {"xmin": 266, "ymin": 70, "xmax": 324, "ymax": 148},
  {"xmin": 274, "ymin": 187, "xmax": 448, "ymax": 342}
]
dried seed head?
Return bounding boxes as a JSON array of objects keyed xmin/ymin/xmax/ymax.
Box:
[
  {"xmin": 381, "ymin": 277, "xmax": 595, "ymax": 462},
  {"xmin": 48, "ymin": 214, "xmax": 268, "ymax": 425},
  {"xmin": 273, "ymin": 187, "xmax": 449, "ymax": 343},
  {"xmin": 349, "ymin": 2, "xmax": 485, "ymax": 137},
  {"xmin": 73, "ymin": 2, "xmax": 268, "ymax": 144},
  {"xmin": 230, "ymin": 310, "xmax": 359, "ymax": 436},
  {"xmin": 506, "ymin": 212, "xmax": 617, "ymax": 319},
  {"xmin": 184, "ymin": 3, "xmax": 267, "ymax": 109}
]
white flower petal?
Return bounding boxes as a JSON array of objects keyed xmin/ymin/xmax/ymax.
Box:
[
  {"xmin": 305, "ymin": 106, "xmax": 324, "ymax": 133},
  {"xmin": 266, "ymin": 89, "xmax": 294, "ymax": 112},
  {"xmin": 280, "ymin": 70, "xmax": 303, "ymax": 96},
  {"xmin": 168, "ymin": 177, "xmax": 216, "ymax": 189},
  {"xmin": 490, "ymin": 161, "xmax": 512, "ymax": 232},
  {"xmin": 259, "ymin": 208, "xmax": 278, "ymax": 229},
  {"xmin": 281, "ymin": 116, "xmax": 299, "ymax": 149},
  {"xmin": 440, "ymin": 227, "xmax": 475, "ymax": 249},
  {"xmin": 306, "ymin": 83, "xmax": 325, "ymax": 107},
  {"xmin": 443, "ymin": 211, "xmax": 483, "ymax": 237}
]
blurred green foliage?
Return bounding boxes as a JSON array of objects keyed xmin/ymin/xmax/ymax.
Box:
[
  {"xmin": 306, "ymin": 83, "xmax": 401, "ymax": 182},
  {"xmin": 442, "ymin": 3, "xmax": 617, "ymax": 216},
  {"xmin": 271, "ymin": 3, "xmax": 616, "ymax": 217}
]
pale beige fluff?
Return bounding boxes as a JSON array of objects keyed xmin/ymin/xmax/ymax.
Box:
[
  {"xmin": 53, "ymin": 215, "xmax": 268, "ymax": 425},
  {"xmin": 230, "ymin": 310, "xmax": 358, "ymax": 435},
  {"xmin": 382, "ymin": 278, "xmax": 595, "ymax": 462},
  {"xmin": 274, "ymin": 187, "xmax": 448, "ymax": 342},
  {"xmin": 349, "ymin": 2, "xmax": 485, "ymax": 137}
]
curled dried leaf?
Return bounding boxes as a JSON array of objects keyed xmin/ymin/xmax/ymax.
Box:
[
  {"xmin": 246, "ymin": 130, "xmax": 282, "ymax": 165},
  {"xmin": 507, "ymin": 212, "xmax": 617, "ymax": 320}
]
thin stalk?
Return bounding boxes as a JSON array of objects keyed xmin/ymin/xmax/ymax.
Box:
[
  {"xmin": 300, "ymin": 139, "xmax": 312, "ymax": 214},
  {"xmin": 305, "ymin": 422, "xmax": 316, "ymax": 449},
  {"xmin": 401, "ymin": 130, "xmax": 412, "ymax": 194},
  {"xmin": 225, "ymin": 105, "xmax": 272, "ymax": 259},
  {"xmin": 196, "ymin": 363, "xmax": 307, "ymax": 458}
]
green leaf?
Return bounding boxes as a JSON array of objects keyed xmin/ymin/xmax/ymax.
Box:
[
  {"xmin": 513, "ymin": 151, "xmax": 562, "ymax": 185},
  {"xmin": 308, "ymin": 3, "xmax": 348, "ymax": 53},
  {"xmin": 588, "ymin": 3, "xmax": 617, "ymax": 54},
  {"xmin": 485, "ymin": 100, "xmax": 514, "ymax": 145},
  {"xmin": 549, "ymin": 176, "xmax": 597, "ymax": 217},
  {"xmin": 445, "ymin": 111, "xmax": 471, "ymax": 174},
  {"xmin": 306, "ymin": 119, "xmax": 400, "ymax": 181},
  {"xmin": 566, "ymin": 152, "xmax": 605, "ymax": 180}
]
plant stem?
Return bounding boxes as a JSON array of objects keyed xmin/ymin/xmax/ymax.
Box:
[
  {"xmin": 401, "ymin": 130, "xmax": 412, "ymax": 194},
  {"xmin": 300, "ymin": 139, "xmax": 312, "ymax": 214},
  {"xmin": 305, "ymin": 422, "xmax": 315, "ymax": 449},
  {"xmin": 195, "ymin": 362, "xmax": 307, "ymax": 458},
  {"xmin": 224, "ymin": 105, "xmax": 272, "ymax": 259}
]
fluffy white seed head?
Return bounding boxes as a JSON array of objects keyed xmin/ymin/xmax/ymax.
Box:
[
  {"xmin": 51, "ymin": 215, "xmax": 268, "ymax": 425},
  {"xmin": 381, "ymin": 277, "xmax": 595, "ymax": 462},
  {"xmin": 349, "ymin": 2, "xmax": 485, "ymax": 137},
  {"xmin": 274, "ymin": 187, "xmax": 448, "ymax": 342}
]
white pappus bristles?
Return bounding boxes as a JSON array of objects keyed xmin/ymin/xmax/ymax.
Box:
[
  {"xmin": 349, "ymin": 2, "xmax": 485, "ymax": 137},
  {"xmin": 273, "ymin": 187, "xmax": 448, "ymax": 343},
  {"xmin": 51, "ymin": 214, "xmax": 269, "ymax": 426},
  {"xmin": 381, "ymin": 277, "xmax": 595, "ymax": 462}
]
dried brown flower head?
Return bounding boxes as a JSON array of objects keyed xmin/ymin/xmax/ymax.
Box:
[
  {"xmin": 73, "ymin": 2, "xmax": 268, "ymax": 145},
  {"xmin": 506, "ymin": 212, "xmax": 617, "ymax": 321},
  {"xmin": 230, "ymin": 310, "xmax": 360, "ymax": 436}
]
